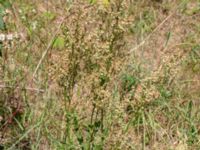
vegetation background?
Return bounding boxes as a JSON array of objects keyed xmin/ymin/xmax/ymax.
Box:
[{"xmin": 0, "ymin": 0, "xmax": 200, "ymax": 149}]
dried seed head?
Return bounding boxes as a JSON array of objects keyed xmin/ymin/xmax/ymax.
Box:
[
  {"xmin": 7, "ymin": 34, "xmax": 13, "ymax": 41},
  {"xmin": 0, "ymin": 34, "xmax": 6, "ymax": 41}
]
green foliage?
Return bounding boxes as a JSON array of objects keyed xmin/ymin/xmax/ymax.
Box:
[
  {"xmin": 159, "ymin": 86, "xmax": 172, "ymax": 99},
  {"xmin": 0, "ymin": 14, "xmax": 5, "ymax": 30},
  {"xmin": 42, "ymin": 11, "xmax": 56, "ymax": 21},
  {"xmin": 121, "ymin": 74, "xmax": 138, "ymax": 92},
  {"xmin": 89, "ymin": 0, "xmax": 96, "ymax": 4},
  {"xmin": 130, "ymin": 9, "xmax": 155, "ymax": 35},
  {"xmin": 0, "ymin": 0, "xmax": 11, "ymax": 8},
  {"xmin": 0, "ymin": 0, "xmax": 11, "ymax": 30},
  {"xmin": 99, "ymin": 73, "xmax": 109, "ymax": 86},
  {"xmin": 53, "ymin": 36, "xmax": 65, "ymax": 50},
  {"xmin": 191, "ymin": 45, "xmax": 200, "ymax": 72},
  {"xmin": 89, "ymin": 0, "xmax": 110, "ymax": 6},
  {"xmin": 185, "ymin": 45, "xmax": 200, "ymax": 73}
]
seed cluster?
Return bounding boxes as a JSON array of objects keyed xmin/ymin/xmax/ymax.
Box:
[{"xmin": 0, "ymin": 33, "xmax": 19, "ymax": 41}]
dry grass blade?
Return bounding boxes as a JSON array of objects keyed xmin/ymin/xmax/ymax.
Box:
[
  {"xmin": 32, "ymin": 17, "xmax": 65, "ymax": 79},
  {"xmin": 129, "ymin": 1, "xmax": 184, "ymax": 54},
  {"xmin": 0, "ymin": 84, "xmax": 44, "ymax": 92}
]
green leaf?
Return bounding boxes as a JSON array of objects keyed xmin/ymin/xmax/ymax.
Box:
[
  {"xmin": 89, "ymin": 0, "xmax": 96, "ymax": 4},
  {"xmin": 187, "ymin": 101, "xmax": 193, "ymax": 118},
  {"xmin": 0, "ymin": 15, "xmax": 5, "ymax": 30},
  {"xmin": 122, "ymin": 74, "xmax": 137, "ymax": 91},
  {"xmin": 99, "ymin": 73, "xmax": 109, "ymax": 86},
  {"xmin": 53, "ymin": 36, "xmax": 65, "ymax": 49},
  {"xmin": 43, "ymin": 11, "xmax": 56, "ymax": 20},
  {"xmin": 0, "ymin": 0, "xmax": 11, "ymax": 8},
  {"xmin": 192, "ymin": 64, "xmax": 200, "ymax": 72}
]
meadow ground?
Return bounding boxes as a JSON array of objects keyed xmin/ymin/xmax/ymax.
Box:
[{"xmin": 0, "ymin": 0, "xmax": 200, "ymax": 149}]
